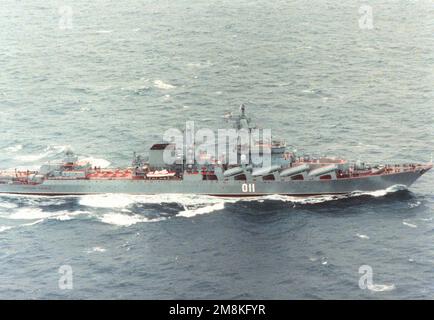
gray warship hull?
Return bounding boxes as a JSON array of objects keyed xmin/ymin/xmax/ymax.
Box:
[{"xmin": 0, "ymin": 169, "xmax": 427, "ymax": 196}]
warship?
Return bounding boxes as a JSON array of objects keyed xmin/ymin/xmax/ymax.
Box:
[{"xmin": 0, "ymin": 106, "xmax": 431, "ymax": 196}]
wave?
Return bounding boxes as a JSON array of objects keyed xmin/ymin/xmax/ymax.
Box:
[
  {"xmin": 402, "ymin": 221, "xmax": 417, "ymax": 228},
  {"xmin": 79, "ymin": 193, "xmax": 228, "ymax": 221},
  {"xmin": 6, "ymin": 146, "xmax": 110, "ymax": 171},
  {"xmin": 178, "ymin": 202, "xmax": 225, "ymax": 218},
  {"xmin": 86, "ymin": 247, "xmax": 106, "ymax": 253},
  {"xmin": 234, "ymin": 185, "xmax": 407, "ymax": 205},
  {"xmin": 0, "ymin": 184, "xmax": 411, "ymax": 229},
  {"xmin": 79, "ymin": 157, "xmax": 111, "ymax": 168},
  {"xmin": 408, "ymin": 201, "xmax": 421, "ymax": 208},
  {"xmin": 0, "ymin": 202, "xmax": 18, "ymax": 209},
  {"xmin": 3, "ymin": 144, "xmax": 23, "ymax": 153},
  {"xmin": 350, "ymin": 184, "xmax": 408, "ymax": 198},
  {"xmin": 79, "ymin": 193, "xmax": 229, "ymax": 208},
  {"xmin": 153, "ymin": 80, "xmax": 176, "ymax": 90},
  {"xmin": 93, "ymin": 30, "xmax": 114, "ymax": 34},
  {"xmin": 99, "ymin": 212, "xmax": 165, "ymax": 226},
  {"xmin": 7, "ymin": 208, "xmax": 52, "ymax": 220},
  {"xmin": 80, "ymin": 194, "xmax": 140, "ymax": 208},
  {"xmin": 356, "ymin": 233, "xmax": 370, "ymax": 240},
  {"xmin": 0, "ymin": 225, "xmax": 13, "ymax": 233},
  {"xmin": 368, "ymin": 283, "xmax": 396, "ymax": 292},
  {"xmin": 21, "ymin": 219, "xmax": 45, "ymax": 226},
  {"xmin": 14, "ymin": 145, "xmax": 67, "ymax": 163},
  {"xmin": 3, "ymin": 207, "xmax": 88, "ymax": 222}
]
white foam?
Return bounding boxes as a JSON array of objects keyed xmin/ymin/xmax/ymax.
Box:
[
  {"xmin": 365, "ymin": 185, "xmax": 408, "ymax": 197},
  {"xmin": 368, "ymin": 283, "xmax": 396, "ymax": 292},
  {"xmin": 420, "ymin": 218, "xmax": 432, "ymax": 221},
  {"xmin": 79, "ymin": 193, "xmax": 228, "ymax": 209},
  {"xmin": 252, "ymin": 194, "xmax": 342, "ymax": 205},
  {"xmin": 15, "ymin": 154, "xmax": 47, "ymax": 162},
  {"xmin": 94, "ymin": 30, "xmax": 113, "ymax": 34},
  {"xmin": 0, "ymin": 202, "xmax": 18, "ymax": 209},
  {"xmin": 99, "ymin": 213, "xmax": 149, "ymax": 226},
  {"xmin": 0, "ymin": 226, "xmax": 13, "ymax": 233},
  {"xmin": 153, "ymin": 80, "xmax": 176, "ymax": 90},
  {"xmin": 349, "ymin": 185, "xmax": 407, "ymax": 198},
  {"xmin": 77, "ymin": 188, "xmax": 405, "ymax": 213},
  {"xmin": 14, "ymin": 145, "xmax": 67, "ymax": 163},
  {"xmin": 86, "ymin": 246, "xmax": 106, "ymax": 253},
  {"xmin": 4, "ymin": 144, "xmax": 22, "ymax": 153},
  {"xmin": 5, "ymin": 208, "xmax": 87, "ymax": 222},
  {"xmin": 408, "ymin": 201, "xmax": 421, "ymax": 208},
  {"xmin": 53, "ymin": 215, "xmax": 73, "ymax": 221},
  {"xmin": 21, "ymin": 219, "xmax": 44, "ymax": 226},
  {"xmin": 178, "ymin": 202, "xmax": 225, "ymax": 218},
  {"xmin": 8, "ymin": 208, "xmax": 53, "ymax": 220},
  {"xmin": 356, "ymin": 233, "xmax": 370, "ymax": 240},
  {"xmin": 79, "ymin": 194, "xmax": 137, "ymax": 208},
  {"xmin": 302, "ymin": 89, "xmax": 315, "ymax": 94},
  {"xmin": 79, "ymin": 157, "xmax": 111, "ymax": 168},
  {"xmin": 79, "ymin": 106, "xmax": 91, "ymax": 112},
  {"xmin": 403, "ymin": 221, "xmax": 417, "ymax": 228},
  {"xmin": 186, "ymin": 62, "xmax": 203, "ymax": 68}
]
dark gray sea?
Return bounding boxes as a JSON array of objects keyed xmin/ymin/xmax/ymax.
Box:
[{"xmin": 1, "ymin": 0, "xmax": 433, "ymax": 299}]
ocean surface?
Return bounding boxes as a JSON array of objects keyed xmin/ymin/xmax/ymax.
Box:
[{"xmin": 0, "ymin": 0, "xmax": 433, "ymax": 299}]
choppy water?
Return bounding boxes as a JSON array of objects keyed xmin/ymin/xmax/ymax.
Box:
[{"xmin": 0, "ymin": 0, "xmax": 433, "ymax": 299}]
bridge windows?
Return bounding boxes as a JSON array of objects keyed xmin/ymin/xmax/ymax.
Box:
[
  {"xmin": 203, "ymin": 174, "xmax": 218, "ymax": 181},
  {"xmin": 291, "ymin": 174, "xmax": 304, "ymax": 180},
  {"xmin": 319, "ymin": 175, "xmax": 332, "ymax": 180},
  {"xmin": 234, "ymin": 174, "xmax": 246, "ymax": 181}
]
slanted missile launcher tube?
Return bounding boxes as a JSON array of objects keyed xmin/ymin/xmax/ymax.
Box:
[
  {"xmin": 223, "ymin": 167, "xmax": 244, "ymax": 177},
  {"xmin": 280, "ymin": 164, "xmax": 310, "ymax": 177},
  {"xmin": 251, "ymin": 165, "xmax": 281, "ymax": 177},
  {"xmin": 307, "ymin": 164, "xmax": 338, "ymax": 177}
]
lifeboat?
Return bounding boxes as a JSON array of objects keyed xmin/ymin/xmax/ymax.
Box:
[
  {"xmin": 371, "ymin": 167, "xmax": 386, "ymax": 175},
  {"xmin": 146, "ymin": 169, "xmax": 176, "ymax": 178}
]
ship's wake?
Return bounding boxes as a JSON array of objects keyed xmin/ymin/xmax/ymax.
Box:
[
  {"xmin": 2, "ymin": 144, "xmax": 111, "ymax": 171},
  {"xmin": 0, "ymin": 185, "xmax": 412, "ymax": 229}
]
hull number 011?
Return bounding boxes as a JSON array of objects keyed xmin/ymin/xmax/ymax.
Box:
[{"xmin": 242, "ymin": 183, "xmax": 255, "ymax": 193}]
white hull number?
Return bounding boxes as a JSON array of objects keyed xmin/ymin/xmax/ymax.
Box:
[{"xmin": 242, "ymin": 183, "xmax": 255, "ymax": 193}]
